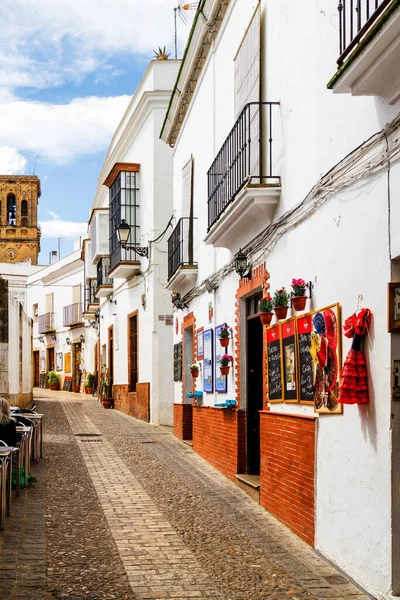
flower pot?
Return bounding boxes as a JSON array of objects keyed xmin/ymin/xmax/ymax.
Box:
[
  {"xmin": 191, "ymin": 370, "xmax": 199, "ymax": 379},
  {"xmin": 220, "ymin": 337, "xmax": 229, "ymax": 348},
  {"xmin": 49, "ymin": 383, "xmax": 58, "ymax": 391},
  {"xmin": 102, "ymin": 398, "xmax": 113, "ymax": 409},
  {"xmin": 73, "ymin": 385, "xmax": 80, "ymax": 393},
  {"xmin": 291, "ymin": 296, "xmax": 307, "ymax": 311},
  {"xmin": 85, "ymin": 387, "xmax": 93, "ymax": 394},
  {"xmin": 259, "ymin": 312, "xmax": 273, "ymax": 326},
  {"xmin": 220, "ymin": 366, "xmax": 230, "ymax": 376},
  {"xmin": 274, "ymin": 306, "xmax": 288, "ymax": 320}
]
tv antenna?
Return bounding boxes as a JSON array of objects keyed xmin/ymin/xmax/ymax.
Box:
[{"xmin": 173, "ymin": 3, "xmax": 198, "ymax": 59}]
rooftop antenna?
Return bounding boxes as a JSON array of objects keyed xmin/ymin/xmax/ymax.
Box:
[
  {"xmin": 32, "ymin": 155, "xmax": 39, "ymax": 175},
  {"xmin": 173, "ymin": 3, "xmax": 199, "ymax": 59}
]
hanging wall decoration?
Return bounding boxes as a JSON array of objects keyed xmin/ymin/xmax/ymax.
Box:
[
  {"xmin": 266, "ymin": 323, "xmax": 283, "ymax": 402},
  {"xmin": 281, "ymin": 318, "xmax": 298, "ymax": 402},
  {"xmin": 215, "ymin": 323, "xmax": 228, "ymax": 393},
  {"xmin": 338, "ymin": 308, "xmax": 371, "ymax": 405},
  {"xmin": 203, "ymin": 329, "xmax": 213, "ymax": 393}
]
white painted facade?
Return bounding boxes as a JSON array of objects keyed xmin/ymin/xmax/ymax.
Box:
[
  {"xmin": 161, "ymin": 1, "xmax": 400, "ymax": 598},
  {"xmin": 85, "ymin": 59, "xmax": 180, "ymax": 425}
]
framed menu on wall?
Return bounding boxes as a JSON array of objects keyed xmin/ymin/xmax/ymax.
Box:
[
  {"xmin": 203, "ymin": 329, "xmax": 213, "ymax": 393},
  {"xmin": 281, "ymin": 318, "xmax": 298, "ymax": 402},
  {"xmin": 297, "ymin": 314, "xmax": 314, "ymax": 404},
  {"xmin": 266, "ymin": 323, "xmax": 283, "ymax": 403},
  {"xmin": 196, "ymin": 328, "xmax": 204, "ymax": 361}
]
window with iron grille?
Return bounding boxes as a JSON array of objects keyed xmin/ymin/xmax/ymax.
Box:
[
  {"xmin": 109, "ymin": 171, "xmax": 139, "ymax": 270},
  {"xmin": 128, "ymin": 313, "xmax": 138, "ymax": 392}
]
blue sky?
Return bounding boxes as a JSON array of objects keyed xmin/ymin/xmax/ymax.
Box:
[{"xmin": 0, "ymin": 0, "xmax": 193, "ymax": 263}]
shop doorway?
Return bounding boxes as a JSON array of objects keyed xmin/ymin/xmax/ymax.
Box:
[
  {"xmin": 108, "ymin": 326, "xmax": 114, "ymax": 395},
  {"xmin": 73, "ymin": 343, "xmax": 82, "ymax": 391},
  {"xmin": 183, "ymin": 324, "xmax": 194, "ymax": 442},
  {"xmin": 33, "ymin": 350, "xmax": 40, "ymax": 387},
  {"xmin": 246, "ymin": 293, "xmax": 263, "ymax": 474}
]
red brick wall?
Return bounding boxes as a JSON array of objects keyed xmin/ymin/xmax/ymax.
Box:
[
  {"xmin": 192, "ymin": 406, "xmax": 246, "ymax": 481},
  {"xmin": 260, "ymin": 411, "xmax": 316, "ymax": 546},
  {"xmin": 173, "ymin": 403, "xmax": 193, "ymax": 440},
  {"xmin": 113, "ymin": 382, "xmax": 150, "ymax": 422}
]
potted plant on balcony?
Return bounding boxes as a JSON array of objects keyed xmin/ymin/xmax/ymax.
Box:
[
  {"xmin": 99, "ymin": 365, "xmax": 113, "ymax": 409},
  {"xmin": 258, "ymin": 294, "xmax": 274, "ymax": 326},
  {"xmin": 218, "ymin": 326, "xmax": 230, "ymax": 347},
  {"xmin": 48, "ymin": 370, "xmax": 60, "ymax": 391},
  {"xmin": 189, "ymin": 364, "xmax": 200, "ymax": 378},
  {"xmin": 273, "ymin": 287, "xmax": 290, "ymax": 320},
  {"xmin": 219, "ymin": 354, "xmax": 233, "ymax": 376},
  {"xmin": 291, "ymin": 278, "xmax": 308, "ymax": 311},
  {"xmin": 85, "ymin": 373, "xmax": 95, "ymax": 395}
]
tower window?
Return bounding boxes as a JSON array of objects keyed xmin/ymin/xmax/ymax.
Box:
[
  {"xmin": 21, "ymin": 200, "xmax": 28, "ymax": 216},
  {"xmin": 7, "ymin": 193, "xmax": 16, "ymax": 226}
]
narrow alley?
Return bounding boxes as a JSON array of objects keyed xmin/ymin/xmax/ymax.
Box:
[{"xmin": 0, "ymin": 390, "xmax": 371, "ymax": 600}]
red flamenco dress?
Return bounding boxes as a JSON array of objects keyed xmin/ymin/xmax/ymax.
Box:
[{"xmin": 338, "ymin": 308, "xmax": 371, "ymax": 405}]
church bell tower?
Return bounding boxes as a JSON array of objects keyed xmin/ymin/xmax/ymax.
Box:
[{"xmin": 0, "ymin": 175, "xmax": 41, "ymax": 265}]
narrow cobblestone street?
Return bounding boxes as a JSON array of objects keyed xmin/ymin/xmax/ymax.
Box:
[{"xmin": 0, "ymin": 390, "xmax": 373, "ymax": 600}]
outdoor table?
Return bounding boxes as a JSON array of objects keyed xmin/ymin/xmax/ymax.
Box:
[
  {"xmin": 0, "ymin": 447, "xmax": 12, "ymax": 530},
  {"xmin": 16, "ymin": 426, "xmax": 31, "ymax": 486},
  {"xmin": 12, "ymin": 413, "xmax": 43, "ymax": 461}
]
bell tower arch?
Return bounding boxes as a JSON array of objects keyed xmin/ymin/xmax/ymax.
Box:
[{"xmin": 0, "ymin": 175, "xmax": 41, "ymax": 264}]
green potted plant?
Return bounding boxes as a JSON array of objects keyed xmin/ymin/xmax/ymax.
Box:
[
  {"xmin": 48, "ymin": 370, "xmax": 60, "ymax": 391},
  {"xmin": 189, "ymin": 363, "xmax": 200, "ymax": 378},
  {"xmin": 291, "ymin": 278, "xmax": 308, "ymax": 311},
  {"xmin": 219, "ymin": 354, "xmax": 233, "ymax": 376},
  {"xmin": 219, "ymin": 326, "xmax": 230, "ymax": 347},
  {"xmin": 258, "ymin": 294, "xmax": 273, "ymax": 326},
  {"xmin": 85, "ymin": 373, "xmax": 95, "ymax": 394},
  {"xmin": 153, "ymin": 46, "xmax": 170, "ymax": 60},
  {"xmin": 273, "ymin": 287, "xmax": 290, "ymax": 320},
  {"xmin": 99, "ymin": 365, "xmax": 112, "ymax": 409}
]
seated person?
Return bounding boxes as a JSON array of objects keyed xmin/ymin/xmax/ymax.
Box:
[{"xmin": 0, "ymin": 398, "xmax": 17, "ymax": 447}]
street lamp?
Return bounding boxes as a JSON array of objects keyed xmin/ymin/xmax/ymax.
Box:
[
  {"xmin": 116, "ymin": 219, "xmax": 149, "ymax": 258},
  {"xmin": 234, "ymin": 249, "xmax": 252, "ymax": 280}
]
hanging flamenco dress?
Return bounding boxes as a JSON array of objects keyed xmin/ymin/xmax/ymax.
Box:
[{"xmin": 338, "ymin": 308, "xmax": 371, "ymax": 405}]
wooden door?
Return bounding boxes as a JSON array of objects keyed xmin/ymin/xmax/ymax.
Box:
[
  {"xmin": 47, "ymin": 347, "xmax": 55, "ymax": 372},
  {"xmin": 246, "ymin": 293, "xmax": 263, "ymax": 475},
  {"xmin": 33, "ymin": 351, "xmax": 40, "ymax": 387}
]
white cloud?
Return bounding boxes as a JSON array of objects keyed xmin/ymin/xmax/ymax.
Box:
[
  {"xmin": 0, "ymin": 146, "xmax": 27, "ymax": 173},
  {"xmin": 0, "ymin": 0, "xmax": 193, "ymax": 90},
  {"xmin": 40, "ymin": 212, "xmax": 87, "ymax": 238},
  {"xmin": 0, "ymin": 93, "xmax": 130, "ymax": 163}
]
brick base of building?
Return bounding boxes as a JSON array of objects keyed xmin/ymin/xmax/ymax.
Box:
[
  {"xmin": 173, "ymin": 403, "xmax": 193, "ymax": 440},
  {"xmin": 259, "ymin": 411, "xmax": 316, "ymax": 546},
  {"xmin": 112, "ymin": 382, "xmax": 150, "ymax": 422},
  {"xmin": 192, "ymin": 406, "xmax": 246, "ymax": 481}
]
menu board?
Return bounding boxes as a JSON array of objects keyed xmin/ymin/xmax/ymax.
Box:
[
  {"xmin": 267, "ymin": 324, "xmax": 283, "ymax": 402},
  {"xmin": 297, "ymin": 314, "xmax": 314, "ymax": 403},
  {"xmin": 203, "ymin": 329, "xmax": 213, "ymax": 393},
  {"xmin": 173, "ymin": 343, "xmax": 183, "ymax": 382},
  {"xmin": 281, "ymin": 318, "xmax": 298, "ymax": 402}
]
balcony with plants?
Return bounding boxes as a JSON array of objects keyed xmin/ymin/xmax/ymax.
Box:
[
  {"xmin": 166, "ymin": 217, "xmax": 198, "ymax": 291},
  {"xmin": 204, "ymin": 101, "xmax": 281, "ymax": 252},
  {"xmin": 328, "ymin": 0, "xmax": 400, "ymax": 102}
]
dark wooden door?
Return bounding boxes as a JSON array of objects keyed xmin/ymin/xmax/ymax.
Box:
[
  {"xmin": 108, "ymin": 326, "xmax": 114, "ymax": 393},
  {"xmin": 33, "ymin": 351, "xmax": 40, "ymax": 387},
  {"xmin": 74, "ymin": 344, "xmax": 82, "ymax": 388},
  {"xmin": 47, "ymin": 347, "xmax": 55, "ymax": 372},
  {"xmin": 246, "ymin": 294, "xmax": 263, "ymax": 474}
]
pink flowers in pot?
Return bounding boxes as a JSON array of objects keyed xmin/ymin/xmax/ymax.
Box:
[{"xmin": 291, "ymin": 278, "xmax": 307, "ymax": 297}]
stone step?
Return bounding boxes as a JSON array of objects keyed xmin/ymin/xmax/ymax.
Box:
[{"xmin": 235, "ymin": 474, "xmax": 260, "ymax": 504}]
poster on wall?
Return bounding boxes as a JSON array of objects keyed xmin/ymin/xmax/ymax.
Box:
[
  {"xmin": 281, "ymin": 318, "xmax": 298, "ymax": 402},
  {"xmin": 203, "ymin": 329, "xmax": 213, "ymax": 393},
  {"xmin": 266, "ymin": 323, "xmax": 283, "ymax": 402},
  {"xmin": 215, "ymin": 323, "xmax": 227, "ymax": 393},
  {"xmin": 64, "ymin": 352, "xmax": 71, "ymax": 373},
  {"xmin": 56, "ymin": 352, "xmax": 63, "ymax": 372},
  {"xmin": 197, "ymin": 328, "xmax": 204, "ymax": 361}
]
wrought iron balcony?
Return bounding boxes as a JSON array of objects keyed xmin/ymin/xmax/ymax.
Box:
[
  {"xmin": 167, "ymin": 218, "xmax": 197, "ymax": 281},
  {"xmin": 338, "ymin": 0, "xmax": 394, "ymax": 65},
  {"xmin": 84, "ymin": 278, "xmax": 99, "ymax": 312},
  {"xmin": 38, "ymin": 312, "xmax": 55, "ymax": 334},
  {"xmin": 63, "ymin": 303, "xmax": 83, "ymax": 328},
  {"xmin": 207, "ymin": 102, "xmax": 279, "ymax": 232},
  {"xmin": 96, "ymin": 256, "xmax": 113, "ymax": 297}
]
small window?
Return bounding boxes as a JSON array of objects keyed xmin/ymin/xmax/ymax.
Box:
[{"xmin": 21, "ymin": 200, "xmax": 28, "ymax": 216}]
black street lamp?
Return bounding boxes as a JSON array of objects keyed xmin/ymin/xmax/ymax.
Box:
[
  {"xmin": 234, "ymin": 248, "xmax": 252, "ymax": 280},
  {"xmin": 116, "ymin": 219, "xmax": 149, "ymax": 258}
]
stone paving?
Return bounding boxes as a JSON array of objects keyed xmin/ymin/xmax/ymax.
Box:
[{"xmin": 0, "ymin": 389, "xmax": 375, "ymax": 600}]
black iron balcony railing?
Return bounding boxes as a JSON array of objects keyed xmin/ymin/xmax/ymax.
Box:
[
  {"xmin": 38, "ymin": 312, "xmax": 55, "ymax": 334},
  {"xmin": 63, "ymin": 303, "xmax": 83, "ymax": 327},
  {"xmin": 97, "ymin": 256, "xmax": 112, "ymax": 289},
  {"xmin": 338, "ymin": 0, "xmax": 394, "ymax": 65},
  {"xmin": 167, "ymin": 217, "xmax": 197, "ymax": 280},
  {"xmin": 84, "ymin": 278, "xmax": 99, "ymax": 311},
  {"xmin": 207, "ymin": 101, "xmax": 279, "ymax": 232}
]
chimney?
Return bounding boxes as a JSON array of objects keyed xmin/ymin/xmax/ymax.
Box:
[{"xmin": 51, "ymin": 251, "xmax": 57, "ymax": 264}]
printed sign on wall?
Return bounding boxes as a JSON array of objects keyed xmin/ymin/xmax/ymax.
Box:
[
  {"xmin": 266, "ymin": 324, "xmax": 283, "ymax": 402},
  {"xmin": 203, "ymin": 329, "xmax": 213, "ymax": 393},
  {"xmin": 215, "ymin": 324, "xmax": 227, "ymax": 393}
]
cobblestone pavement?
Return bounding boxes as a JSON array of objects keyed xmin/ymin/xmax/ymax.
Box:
[{"xmin": 0, "ymin": 390, "xmax": 374, "ymax": 600}]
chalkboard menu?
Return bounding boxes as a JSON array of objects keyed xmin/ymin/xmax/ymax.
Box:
[
  {"xmin": 173, "ymin": 343, "xmax": 183, "ymax": 382},
  {"xmin": 297, "ymin": 314, "xmax": 314, "ymax": 403},
  {"xmin": 63, "ymin": 376, "xmax": 72, "ymax": 392},
  {"xmin": 281, "ymin": 318, "xmax": 298, "ymax": 402},
  {"xmin": 267, "ymin": 324, "xmax": 283, "ymax": 402}
]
